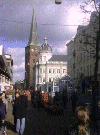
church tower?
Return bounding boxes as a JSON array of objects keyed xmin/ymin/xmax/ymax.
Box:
[{"xmin": 25, "ymin": 7, "xmax": 40, "ymax": 90}]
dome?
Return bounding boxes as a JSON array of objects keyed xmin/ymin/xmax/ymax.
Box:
[{"xmin": 40, "ymin": 37, "xmax": 52, "ymax": 53}]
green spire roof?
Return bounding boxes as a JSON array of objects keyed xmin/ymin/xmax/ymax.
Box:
[{"xmin": 28, "ymin": 7, "xmax": 40, "ymax": 46}]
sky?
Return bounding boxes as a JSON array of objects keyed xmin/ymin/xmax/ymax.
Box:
[{"xmin": 0, "ymin": 0, "xmax": 97, "ymax": 83}]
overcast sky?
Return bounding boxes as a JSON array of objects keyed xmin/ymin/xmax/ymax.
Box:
[{"xmin": 0, "ymin": 0, "xmax": 96, "ymax": 83}]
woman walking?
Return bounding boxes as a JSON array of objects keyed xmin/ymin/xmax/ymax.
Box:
[{"xmin": 69, "ymin": 106, "xmax": 97, "ymax": 135}]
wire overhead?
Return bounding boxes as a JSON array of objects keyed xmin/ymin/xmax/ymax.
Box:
[{"xmin": 0, "ymin": 19, "xmax": 79, "ymax": 26}]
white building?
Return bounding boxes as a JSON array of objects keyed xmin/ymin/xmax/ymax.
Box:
[
  {"xmin": 0, "ymin": 45, "xmax": 13, "ymax": 92},
  {"xmin": 34, "ymin": 38, "xmax": 67, "ymax": 96}
]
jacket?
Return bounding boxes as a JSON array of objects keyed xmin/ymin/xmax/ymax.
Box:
[
  {"xmin": 13, "ymin": 95, "xmax": 28, "ymax": 119},
  {"xmin": 0, "ymin": 102, "xmax": 6, "ymax": 120},
  {"xmin": 68, "ymin": 124, "xmax": 97, "ymax": 135}
]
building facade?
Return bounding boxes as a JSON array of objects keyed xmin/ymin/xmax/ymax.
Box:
[
  {"xmin": 0, "ymin": 45, "xmax": 13, "ymax": 92},
  {"xmin": 35, "ymin": 38, "xmax": 67, "ymax": 96},
  {"xmin": 67, "ymin": 11, "xmax": 100, "ymax": 93}
]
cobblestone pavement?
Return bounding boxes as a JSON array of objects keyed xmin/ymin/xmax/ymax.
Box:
[{"xmin": 5, "ymin": 99, "xmax": 75, "ymax": 135}]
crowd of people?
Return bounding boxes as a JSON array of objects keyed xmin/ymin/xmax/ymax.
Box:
[
  {"xmin": 0, "ymin": 90, "xmax": 28, "ymax": 135},
  {"xmin": 0, "ymin": 89, "xmax": 98, "ymax": 135}
]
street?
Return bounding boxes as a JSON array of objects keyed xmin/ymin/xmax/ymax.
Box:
[{"xmin": 5, "ymin": 98, "xmax": 75, "ymax": 135}]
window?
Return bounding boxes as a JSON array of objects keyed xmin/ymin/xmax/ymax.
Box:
[
  {"xmin": 80, "ymin": 67, "xmax": 82, "ymax": 73},
  {"xmin": 73, "ymin": 63, "xmax": 75, "ymax": 69},
  {"xmin": 63, "ymin": 69, "xmax": 66, "ymax": 73},
  {"xmin": 87, "ymin": 66, "xmax": 89, "ymax": 76},
  {"xmin": 81, "ymin": 53, "xmax": 82, "ymax": 61},
  {"xmin": 49, "ymin": 69, "xmax": 51, "ymax": 73},
  {"xmin": 73, "ymin": 50, "xmax": 76, "ymax": 57},
  {"xmin": 43, "ymin": 56, "xmax": 46, "ymax": 61},
  {"xmin": 48, "ymin": 47, "xmax": 51, "ymax": 51},
  {"xmin": 40, "ymin": 68, "xmax": 42, "ymax": 74},
  {"xmin": 43, "ymin": 69, "xmax": 45, "ymax": 73},
  {"xmin": 77, "ymin": 69, "xmax": 78, "ymax": 78},
  {"xmin": 57, "ymin": 69, "xmax": 60, "ymax": 73},
  {"xmin": 40, "ymin": 56, "xmax": 42, "ymax": 61},
  {"xmin": 48, "ymin": 87, "xmax": 51, "ymax": 92},
  {"xmin": 53, "ymin": 69, "xmax": 56, "ymax": 73},
  {"xmin": 83, "ymin": 67, "xmax": 85, "ymax": 75},
  {"xmin": 39, "ymin": 77, "xmax": 42, "ymax": 83},
  {"xmin": 43, "ymin": 77, "xmax": 45, "ymax": 82},
  {"xmin": 90, "ymin": 65, "xmax": 92, "ymax": 75},
  {"xmin": 83, "ymin": 52, "xmax": 85, "ymax": 58},
  {"xmin": 49, "ymin": 78, "xmax": 51, "ymax": 82}
]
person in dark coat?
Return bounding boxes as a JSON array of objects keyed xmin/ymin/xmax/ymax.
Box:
[
  {"xmin": 31, "ymin": 90, "xmax": 35, "ymax": 108},
  {"xmin": 12, "ymin": 91, "xmax": 21, "ymax": 130},
  {"xmin": 14, "ymin": 94, "xmax": 28, "ymax": 135},
  {"xmin": 0, "ymin": 98, "xmax": 6, "ymax": 133},
  {"xmin": 68, "ymin": 106, "xmax": 97, "ymax": 135},
  {"xmin": 62, "ymin": 90, "xmax": 68, "ymax": 109},
  {"xmin": 71, "ymin": 92, "xmax": 78, "ymax": 114}
]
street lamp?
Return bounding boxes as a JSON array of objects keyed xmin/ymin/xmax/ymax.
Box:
[{"xmin": 55, "ymin": 0, "xmax": 62, "ymax": 4}]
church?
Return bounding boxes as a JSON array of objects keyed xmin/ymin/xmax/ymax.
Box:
[{"xmin": 25, "ymin": 8, "xmax": 67, "ymax": 94}]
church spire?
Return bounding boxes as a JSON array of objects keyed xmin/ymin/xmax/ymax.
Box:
[{"xmin": 28, "ymin": 4, "xmax": 40, "ymax": 46}]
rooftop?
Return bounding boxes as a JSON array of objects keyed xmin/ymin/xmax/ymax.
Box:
[{"xmin": 48, "ymin": 55, "xmax": 67, "ymax": 62}]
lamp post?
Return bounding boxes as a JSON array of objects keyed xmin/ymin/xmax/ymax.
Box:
[{"xmin": 55, "ymin": 0, "xmax": 62, "ymax": 4}]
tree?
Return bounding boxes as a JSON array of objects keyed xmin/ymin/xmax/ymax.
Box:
[{"xmin": 80, "ymin": 0, "xmax": 100, "ymax": 129}]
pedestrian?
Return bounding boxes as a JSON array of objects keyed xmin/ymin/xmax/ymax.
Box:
[
  {"xmin": 71, "ymin": 92, "xmax": 78, "ymax": 114},
  {"xmin": 68, "ymin": 106, "xmax": 97, "ymax": 135},
  {"xmin": 0, "ymin": 91, "xmax": 8, "ymax": 112},
  {"xmin": 31, "ymin": 90, "xmax": 35, "ymax": 108},
  {"xmin": 0, "ymin": 96, "xmax": 6, "ymax": 135},
  {"xmin": 12, "ymin": 91, "xmax": 20, "ymax": 130},
  {"xmin": 14, "ymin": 93, "xmax": 28, "ymax": 135},
  {"xmin": 37, "ymin": 91, "xmax": 41, "ymax": 109},
  {"xmin": 62, "ymin": 90, "xmax": 68, "ymax": 109},
  {"xmin": 26, "ymin": 89, "xmax": 30, "ymax": 99}
]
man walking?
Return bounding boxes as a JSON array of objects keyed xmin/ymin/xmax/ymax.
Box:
[
  {"xmin": 14, "ymin": 93, "xmax": 28, "ymax": 135},
  {"xmin": 71, "ymin": 92, "xmax": 78, "ymax": 114}
]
